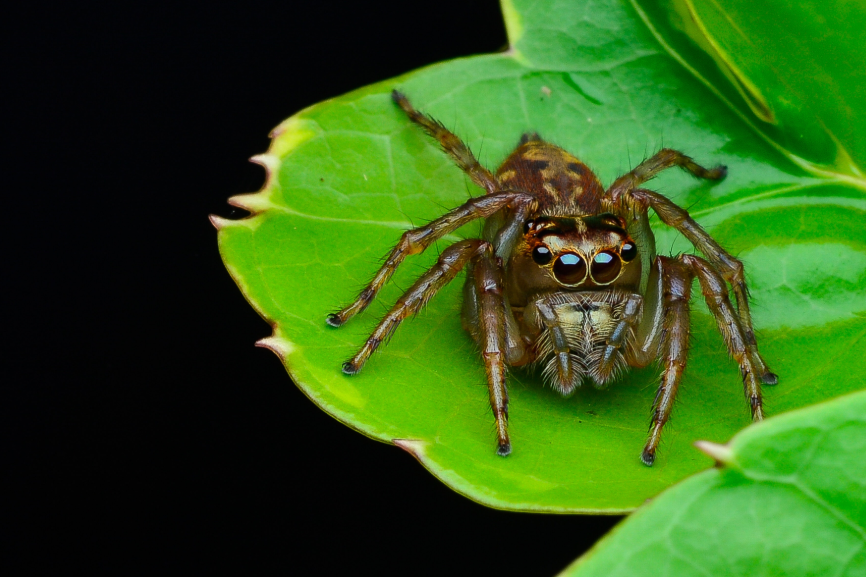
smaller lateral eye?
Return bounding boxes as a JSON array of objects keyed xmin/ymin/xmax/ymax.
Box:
[
  {"xmin": 532, "ymin": 245, "xmax": 553, "ymax": 265},
  {"xmin": 620, "ymin": 241, "xmax": 637, "ymax": 262}
]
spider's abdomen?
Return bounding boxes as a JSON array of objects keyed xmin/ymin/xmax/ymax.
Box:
[{"xmin": 496, "ymin": 139, "xmax": 605, "ymax": 216}]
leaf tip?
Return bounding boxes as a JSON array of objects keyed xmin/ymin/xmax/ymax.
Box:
[
  {"xmin": 255, "ymin": 335, "xmax": 295, "ymax": 361},
  {"xmin": 694, "ymin": 440, "xmax": 735, "ymax": 467},
  {"xmin": 228, "ymin": 191, "xmax": 276, "ymax": 215},
  {"xmin": 393, "ymin": 439, "xmax": 428, "ymax": 459},
  {"xmin": 249, "ymin": 153, "xmax": 280, "ymax": 189},
  {"xmin": 209, "ymin": 212, "xmax": 259, "ymax": 231},
  {"xmin": 209, "ymin": 214, "xmax": 231, "ymax": 230},
  {"xmin": 214, "ymin": 154, "xmax": 279, "ymax": 227},
  {"xmin": 267, "ymin": 117, "xmax": 317, "ymax": 157}
]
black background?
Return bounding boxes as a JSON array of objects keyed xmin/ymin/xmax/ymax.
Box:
[{"xmin": 5, "ymin": 1, "xmax": 621, "ymax": 573}]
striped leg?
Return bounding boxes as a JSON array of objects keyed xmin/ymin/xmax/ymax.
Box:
[
  {"xmin": 642, "ymin": 256, "xmax": 694, "ymax": 466},
  {"xmin": 641, "ymin": 253, "xmax": 770, "ymax": 466},
  {"xmin": 682, "ymin": 254, "xmax": 764, "ymax": 421},
  {"xmin": 392, "ymin": 90, "xmax": 499, "ymax": 194},
  {"xmin": 629, "ymin": 188, "xmax": 776, "ymax": 387},
  {"xmin": 471, "ymin": 248, "xmax": 511, "ymax": 456},
  {"xmin": 607, "ymin": 148, "xmax": 727, "ymax": 196},
  {"xmin": 341, "ymin": 240, "xmax": 489, "ymax": 375},
  {"xmin": 327, "ymin": 192, "xmax": 529, "ymax": 327}
]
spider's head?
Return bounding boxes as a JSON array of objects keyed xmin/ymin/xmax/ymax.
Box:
[{"xmin": 507, "ymin": 214, "xmax": 641, "ymax": 301}]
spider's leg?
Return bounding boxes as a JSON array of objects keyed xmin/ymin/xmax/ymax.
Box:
[
  {"xmin": 681, "ymin": 254, "xmax": 764, "ymax": 421},
  {"xmin": 471, "ymin": 246, "xmax": 511, "ymax": 456},
  {"xmin": 327, "ymin": 192, "xmax": 531, "ymax": 327},
  {"xmin": 606, "ymin": 148, "xmax": 726, "ymax": 199},
  {"xmin": 341, "ymin": 239, "xmax": 488, "ymax": 375},
  {"xmin": 463, "ymin": 194, "xmax": 533, "ymax": 366},
  {"xmin": 629, "ymin": 188, "xmax": 776, "ymax": 385},
  {"xmin": 491, "ymin": 194, "xmax": 534, "ymax": 259},
  {"xmin": 392, "ymin": 90, "xmax": 499, "ymax": 194},
  {"xmin": 628, "ymin": 256, "xmax": 665, "ymax": 368},
  {"xmin": 642, "ymin": 256, "xmax": 694, "ymax": 467}
]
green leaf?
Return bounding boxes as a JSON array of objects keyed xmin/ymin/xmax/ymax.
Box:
[
  {"xmin": 637, "ymin": 0, "xmax": 866, "ymax": 179},
  {"xmin": 214, "ymin": 0, "xmax": 866, "ymax": 512},
  {"xmin": 560, "ymin": 389, "xmax": 866, "ymax": 576}
]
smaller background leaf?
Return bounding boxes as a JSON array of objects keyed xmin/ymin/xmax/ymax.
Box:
[
  {"xmin": 638, "ymin": 0, "xmax": 866, "ymax": 180},
  {"xmin": 561, "ymin": 390, "xmax": 866, "ymax": 576}
]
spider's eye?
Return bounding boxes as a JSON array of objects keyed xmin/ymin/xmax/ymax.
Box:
[
  {"xmin": 553, "ymin": 253, "xmax": 587, "ymax": 285},
  {"xmin": 591, "ymin": 251, "xmax": 622, "ymax": 284},
  {"xmin": 620, "ymin": 241, "xmax": 637, "ymax": 262},
  {"xmin": 532, "ymin": 245, "xmax": 553, "ymax": 265}
]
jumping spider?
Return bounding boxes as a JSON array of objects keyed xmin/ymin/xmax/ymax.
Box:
[{"xmin": 327, "ymin": 91, "xmax": 777, "ymax": 465}]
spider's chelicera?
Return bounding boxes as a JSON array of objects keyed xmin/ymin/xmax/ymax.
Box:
[{"xmin": 327, "ymin": 91, "xmax": 777, "ymax": 466}]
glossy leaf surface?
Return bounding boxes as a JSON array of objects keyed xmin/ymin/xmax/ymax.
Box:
[
  {"xmin": 642, "ymin": 0, "xmax": 866, "ymax": 174},
  {"xmin": 562, "ymin": 390, "xmax": 866, "ymax": 576},
  {"xmin": 214, "ymin": 0, "xmax": 866, "ymax": 511}
]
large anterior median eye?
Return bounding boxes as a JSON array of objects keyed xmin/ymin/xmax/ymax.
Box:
[
  {"xmin": 591, "ymin": 251, "xmax": 622, "ymax": 284},
  {"xmin": 553, "ymin": 253, "xmax": 587, "ymax": 285}
]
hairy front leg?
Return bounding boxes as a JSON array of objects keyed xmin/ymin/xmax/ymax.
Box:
[
  {"xmin": 681, "ymin": 254, "xmax": 764, "ymax": 420},
  {"xmin": 629, "ymin": 188, "xmax": 777, "ymax": 386},
  {"xmin": 327, "ymin": 192, "xmax": 530, "ymax": 327},
  {"xmin": 341, "ymin": 239, "xmax": 489, "ymax": 375},
  {"xmin": 642, "ymin": 256, "xmax": 694, "ymax": 466},
  {"xmin": 472, "ymin": 249, "xmax": 512, "ymax": 456},
  {"xmin": 628, "ymin": 256, "xmax": 665, "ymax": 368},
  {"xmin": 392, "ymin": 90, "xmax": 499, "ymax": 194},
  {"xmin": 607, "ymin": 148, "xmax": 726, "ymax": 198}
]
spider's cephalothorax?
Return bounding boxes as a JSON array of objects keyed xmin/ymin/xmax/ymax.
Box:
[{"xmin": 327, "ymin": 91, "xmax": 778, "ymax": 466}]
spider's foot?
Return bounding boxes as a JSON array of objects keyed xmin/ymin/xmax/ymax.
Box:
[
  {"xmin": 710, "ymin": 165, "xmax": 728, "ymax": 180},
  {"xmin": 341, "ymin": 360, "xmax": 360, "ymax": 375},
  {"xmin": 750, "ymin": 396, "xmax": 765, "ymax": 421},
  {"xmin": 326, "ymin": 313, "xmax": 344, "ymax": 328},
  {"xmin": 496, "ymin": 440, "xmax": 511, "ymax": 457},
  {"xmin": 640, "ymin": 448, "xmax": 656, "ymax": 467},
  {"xmin": 762, "ymin": 372, "xmax": 779, "ymax": 386}
]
